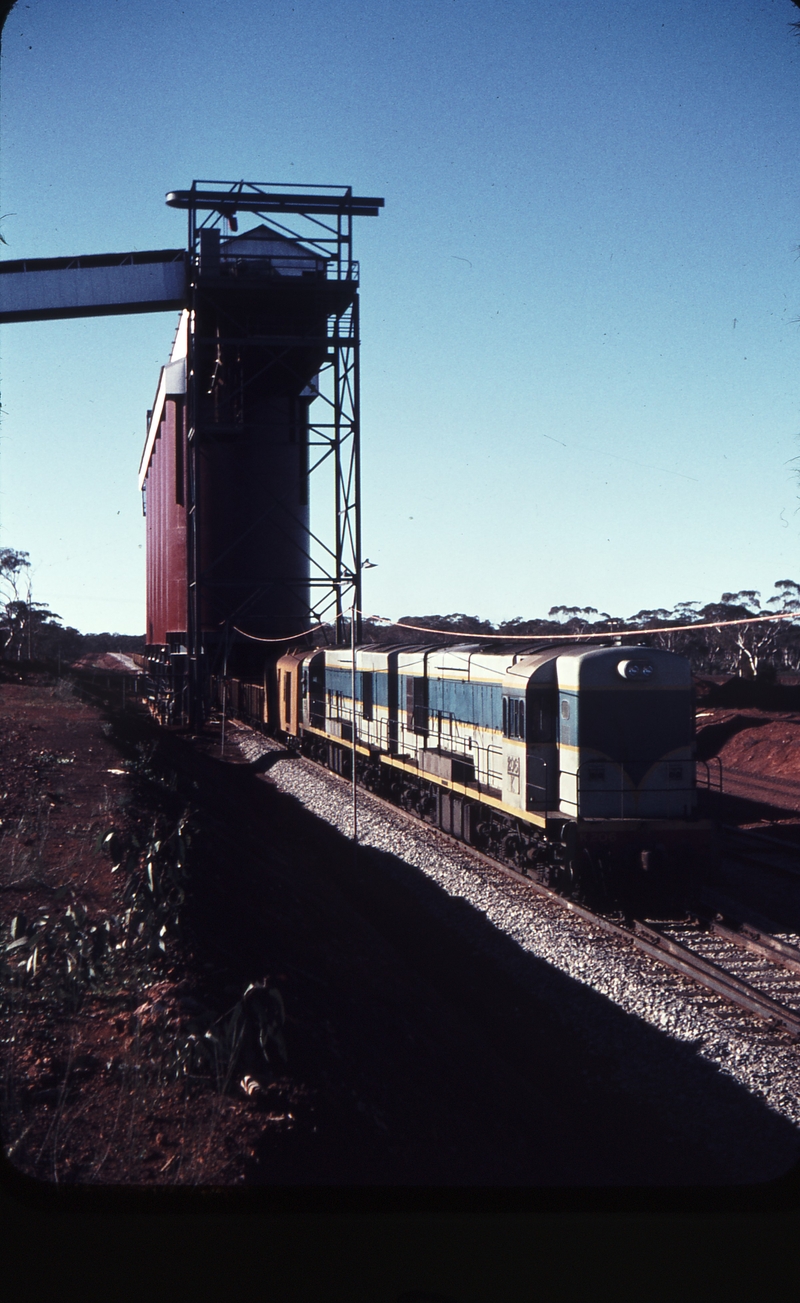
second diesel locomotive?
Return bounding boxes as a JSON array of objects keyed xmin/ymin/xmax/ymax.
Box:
[{"xmin": 269, "ymin": 639, "xmax": 713, "ymax": 907}]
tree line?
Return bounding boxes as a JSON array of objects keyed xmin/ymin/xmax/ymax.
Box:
[
  {"xmin": 4, "ymin": 544, "xmax": 800, "ymax": 678},
  {"xmin": 363, "ymin": 580, "xmax": 800, "ymax": 679},
  {"xmin": 0, "ymin": 548, "xmax": 143, "ymax": 663}
]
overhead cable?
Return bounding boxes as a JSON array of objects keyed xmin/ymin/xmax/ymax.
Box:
[{"xmin": 228, "ymin": 607, "xmax": 800, "ymax": 646}]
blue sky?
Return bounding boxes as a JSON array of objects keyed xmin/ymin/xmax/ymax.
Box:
[{"xmin": 1, "ymin": 0, "xmax": 800, "ymax": 634}]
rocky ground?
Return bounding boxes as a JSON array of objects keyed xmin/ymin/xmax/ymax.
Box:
[{"xmin": 2, "ymin": 661, "xmax": 800, "ymax": 1191}]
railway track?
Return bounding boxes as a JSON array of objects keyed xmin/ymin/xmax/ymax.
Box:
[
  {"xmin": 382, "ymin": 807, "xmax": 800, "ymax": 1039},
  {"xmin": 480, "ymin": 867, "xmax": 800, "ymax": 1041},
  {"xmin": 88, "ymin": 683, "xmax": 800, "ymax": 1051},
  {"xmin": 629, "ymin": 918, "xmax": 800, "ymax": 1039},
  {"xmin": 233, "ymin": 727, "xmax": 800, "ymax": 1044}
]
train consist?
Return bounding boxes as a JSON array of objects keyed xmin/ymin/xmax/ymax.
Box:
[
  {"xmin": 137, "ymin": 181, "xmax": 711, "ymax": 908},
  {"xmin": 210, "ymin": 637, "xmax": 709, "ymax": 907}
]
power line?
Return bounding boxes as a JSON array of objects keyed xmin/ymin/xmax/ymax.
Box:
[{"xmin": 229, "ymin": 607, "xmax": 800, "ymax": 645}]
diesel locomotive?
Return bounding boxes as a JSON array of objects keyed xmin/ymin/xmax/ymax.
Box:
[{"xmin": 264, "ymin": 638, "xmax": 713, "ymax": 908}]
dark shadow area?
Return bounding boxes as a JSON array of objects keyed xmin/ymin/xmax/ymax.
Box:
[
  {"xmin": 695, "ymin": 713, "xmax": 773, "ymax": 761},
  {"xmin": 696, "ymin": 677, "xmax": 800, "ymax": 711},
  {"xmin": 248, "ymin": 749, "xmax": 295, "ymax": 775},
  {"xmin": 702, "ymin": 872, "xmax": 800, "ymax": 940},
  {"xmin": 697, "ymin": 787, "xmax": 798, "ymax": 826},
  {"xmin": 105, "ymin": 710, "xmax": 800, "ymax": 1192}
]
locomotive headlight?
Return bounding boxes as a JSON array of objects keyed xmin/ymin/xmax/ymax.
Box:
[{"xmin": 617, "ymin": 659, "xmax": 654, "ymax": 680}]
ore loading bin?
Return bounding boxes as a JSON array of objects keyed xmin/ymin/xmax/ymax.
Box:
[{"xmin": 139, "ymin": 222, "xmax": 357, "ymax": 722}]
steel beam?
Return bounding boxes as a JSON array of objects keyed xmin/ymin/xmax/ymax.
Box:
[{"xmin": 166, "ymin": 186, "xmax": 383, "ymax": 218}]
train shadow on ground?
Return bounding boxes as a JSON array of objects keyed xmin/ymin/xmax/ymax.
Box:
[
  {"xmin": 697, "ymin": 788, "xmax": 797, "ymax": 825},
  {"xmin": 697, "ymin": 790, "xmax": 800, "ymax": 933},
  {"xmin": 104, "ymin": 706, "xmax": 800, "ymax": 1195},
  {"xmin": 318, "ymin": 827, "xmax": 800, "ymax": 1191}
]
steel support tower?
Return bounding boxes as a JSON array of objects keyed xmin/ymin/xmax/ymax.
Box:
[{"xmin": 165, "ymin": 182, "xmax": 381, "ymax": 726}]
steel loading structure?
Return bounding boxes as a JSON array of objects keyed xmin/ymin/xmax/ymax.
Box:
[
  {"xmin": 0, "ymin": 181, "xmax": 384, "ymax": 727},
  {"xmin": 141, "ymin": 184, "xmax": 383, "ymax": 726}
]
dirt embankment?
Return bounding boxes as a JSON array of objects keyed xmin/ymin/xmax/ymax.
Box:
[{"xmin": 695, "ymin": 703, "xmax": 800, "ymax": 827}]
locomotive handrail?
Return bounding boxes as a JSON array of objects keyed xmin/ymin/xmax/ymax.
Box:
[
  {"xmin": 570, "ymin": 759, "xmax": 697, "ymax": 819},
  {"xmin": 696, "ymin": 756, "xmax": 723, "ymax": 793}
]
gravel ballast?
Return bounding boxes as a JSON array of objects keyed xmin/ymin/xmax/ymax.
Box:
[{"xmin": 234, "ymin": 725, "xmax": 800, "ymax": 1182}]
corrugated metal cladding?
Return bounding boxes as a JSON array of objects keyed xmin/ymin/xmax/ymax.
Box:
[
  {"xmin": 145, "ymin": 397, "xmax": 187, "ymax": 645},
  {"xmin": 142, "ymin": 224, "xmax": 356, "ymax": 667}
]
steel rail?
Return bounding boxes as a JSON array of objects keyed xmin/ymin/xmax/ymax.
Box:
[
  {"xmin": 629, "ymin": 921, "xmax": 800, "ymax": 1036},
  {"xmin": 708, "ymin": 919, "xmax": 800, "ymax": 977}
]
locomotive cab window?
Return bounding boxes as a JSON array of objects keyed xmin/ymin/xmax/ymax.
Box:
[{"xmin": 502, "ymin": 696, "xmax": 525, "ymax": 739}]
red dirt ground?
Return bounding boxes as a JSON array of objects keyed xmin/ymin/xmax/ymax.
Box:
[
  {"xmin": 697, "ymin": 707, "xmax": 800, "ymax": 782},
  {"xmin": 0, "ymin": 669, "xmax": 268, "ymax": 1184},
  {"xmin": 696, "ymin": 704, "xmax": 800, "ymax": 829}
]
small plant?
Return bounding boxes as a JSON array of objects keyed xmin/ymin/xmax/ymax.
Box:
[{"xmin": 122, "ymin": 974, "xmax": 287, "ymax": 1099}]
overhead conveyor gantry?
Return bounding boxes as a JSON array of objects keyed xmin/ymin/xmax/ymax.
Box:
[{"xmin": 0, "ymin": 248, "xmax": 187, "ymax": 323}]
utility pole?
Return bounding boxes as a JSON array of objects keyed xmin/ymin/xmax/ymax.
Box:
[{"xmin": 220, "ymin": 637, "xmax": 229, "ymax": 759}]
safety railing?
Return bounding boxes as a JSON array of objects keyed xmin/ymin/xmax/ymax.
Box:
[
  {"xmin": 696, "ymin": 756, "xmax": 723, "ymax": 793},
  {"xmin": 203, "ymin": 252, "xmax": 359, "ymax": 282},
  {"xmin": 568, "ymin": 760, "xmax": 697, "ymax": 818}
]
